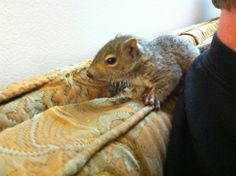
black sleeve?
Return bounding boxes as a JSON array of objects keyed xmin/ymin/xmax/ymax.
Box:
[{"xmin": 164, "ymin": 35, "xmax": 236, "ymax": 176}]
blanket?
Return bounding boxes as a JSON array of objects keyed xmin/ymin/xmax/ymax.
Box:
[{"xmin": 0, "ymin": 18, "xmax": 218, "ymax": 176}]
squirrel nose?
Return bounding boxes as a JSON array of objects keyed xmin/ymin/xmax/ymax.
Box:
[{"xmin": 87, "ymin": 71, "xmax": 94, "ymax": 79}]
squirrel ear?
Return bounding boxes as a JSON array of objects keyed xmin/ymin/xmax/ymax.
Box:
[
  {"xmin": 125, "ymin": 38, "xmax": 137, "ymax": 48},
  {"xmin": 124, "ymin": 38, "xmax": 139, "ymax": 58}
]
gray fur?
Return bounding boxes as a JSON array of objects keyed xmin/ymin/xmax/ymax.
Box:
[{"xmin": 87, "ymin": 34, "xmax": 200, "ymax": 108}]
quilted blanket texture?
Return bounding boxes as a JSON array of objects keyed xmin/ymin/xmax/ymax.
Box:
[
  {"xmin": 0, "ymin": 18, "xmax": 218, "ymax": 176},
  {"xmin": 0, "ymin": 61, "xmax": 175, "ymax": 176}
]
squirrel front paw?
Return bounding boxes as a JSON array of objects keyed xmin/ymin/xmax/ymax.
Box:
[
  {"xmin": 110, "ymin": 81, "xmax": 130, "ymax": 96},
  {"xmin": 145, "ymin": 95, "xmax": 160, "ymax": 109}
]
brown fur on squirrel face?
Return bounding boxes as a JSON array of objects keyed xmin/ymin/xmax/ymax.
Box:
[
  {"xmin": 87, "ymin": 34, "xmax": 200, "ymax": 108},
  {"xmin": 87, "ymin": 35, "xmax": 143, "ymax": 82}
]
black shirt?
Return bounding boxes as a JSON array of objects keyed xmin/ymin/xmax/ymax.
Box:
[{"xmin": 164, "ymin": 35, "xmax": 236, "ymax": 176}]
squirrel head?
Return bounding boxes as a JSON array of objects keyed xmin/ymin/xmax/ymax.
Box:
[{"xmin": 87, "ymin": 35, "xmax": 144, "ymax": 82}]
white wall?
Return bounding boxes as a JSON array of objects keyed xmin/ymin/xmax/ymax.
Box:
[{"xmin": 0, "ymin": 0, "xmax": 220, "ymax": 86}]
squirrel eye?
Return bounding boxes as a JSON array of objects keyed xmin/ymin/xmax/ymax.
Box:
[{"xmin": 105, "ymin": 57, "xmax": 117, "ymax": 65}]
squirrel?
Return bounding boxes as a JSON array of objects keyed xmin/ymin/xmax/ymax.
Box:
[{"xmin": 87, "ymin": 34, "xmax": 200, "ymax": 108}]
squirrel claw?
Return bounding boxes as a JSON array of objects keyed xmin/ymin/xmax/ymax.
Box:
[
  {"xmin": 145, "ymin": 95, "xmax": 160, "ymax": 109},
  {"xmin": 110, "ymin": 81, "xmax": 130, "ymax": 96}
]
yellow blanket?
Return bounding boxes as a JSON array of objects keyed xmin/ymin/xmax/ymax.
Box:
[
  {"xmin": 0, "ymin": 61, "xmax": 175, "ymax": 175},
  {"xmin": 0, "ymin": 18, "xmax": 218, "ymax": 176}
]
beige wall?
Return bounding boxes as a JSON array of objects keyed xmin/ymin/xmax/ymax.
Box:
[{"xmin": 0, "ymin": 0, "xmax": 220, "ymax": 86}]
